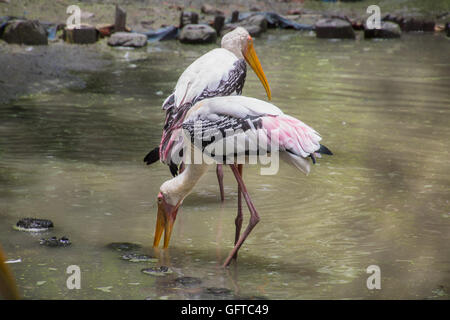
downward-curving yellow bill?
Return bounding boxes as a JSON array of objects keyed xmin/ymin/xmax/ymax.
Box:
[{"xmin": 244, "ymin": 41, "xmax": 272, "ymax": 100}]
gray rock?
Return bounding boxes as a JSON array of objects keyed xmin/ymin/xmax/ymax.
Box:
[
  {"xmin": 179, "ymin": 24, "xmax": 217, "ymax": 44},
  {"xmin": 315, "ymin": 18, "xmax": 355, "ymax": 39},
  {"xmin": 364, "ymin": 21, "xmax": 401, "ymax": 39},
  {"xmin": 201, "ymin": 4, "xmax": 224, "ymax": 16},
  {"xmin": 2, "ymin": 19, "xmax": 48, "ymax": 45},
  {"xmin": 107, "ymin": 32, "xmax": 147, "ymax": 47},
  {"xmin": 383, "ymin": 13, "xmax": 435, "ymax": 32},
  {"xmin": 222, "ymin": 15, "xmax": 268, "ymax": 37}
]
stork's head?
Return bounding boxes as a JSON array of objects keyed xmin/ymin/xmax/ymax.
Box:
[
  {"xmin": 153, "ymin": 191, "xmax": 181, "ymax": 249},
  {"xmin": 221, "ymin": 27, "xmax": 271, "ymax": 100}
]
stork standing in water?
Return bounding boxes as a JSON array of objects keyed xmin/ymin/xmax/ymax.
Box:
[
  {"xmin": 144, "ymin": 27, "xmax": 271, "ymax": 202},
  {"xmin": 153, "ymin": 96, "xmax": 332, "ymax": 267}
]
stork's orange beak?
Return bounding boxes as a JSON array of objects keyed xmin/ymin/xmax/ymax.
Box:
[
  {"xmin": 153, "ymin": 193, "xmax": 179, "ymax": 249},
  {"xmin": 244, "ymin": 38, "xmax": 272, "ymax": 100}
]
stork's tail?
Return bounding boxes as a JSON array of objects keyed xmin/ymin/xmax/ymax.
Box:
[
  {"xmin": 143, "ymin": 147, "xmax": 160, "ymax": 165},
  {"xmin": 318, "ymin": 144, "xmax": 333, "ymax": 156}
]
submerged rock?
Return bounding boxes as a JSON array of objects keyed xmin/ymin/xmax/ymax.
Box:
[
  {"xmin": 14, "ymin": 218, "xmax": 54, "ymax": 232},
  {"xmin": 315, "ymin": 18, "xmax": 355, "ymax": 39},
  {"xmin": 121, "ymin": 253, "xmax": 158, "ymax": 263},
  {"xmin": 179, "ymin": 24, "xmax": 217, "ymax": 44},
  {"xmin": 2, "ymin": 19, "xmax": 48, "ymax": 45},
  {"xmin": 364, "ymin": 21, "xmax": 401, "ymax": 39},
  {"xmin": 174, "ymin": 276, "xmax": 202, "ymax": 288},
  {"xmin": 204, "ymin": 287, "xmax": 232, "ymax": 295},
  {"xmin": 107, "ymin": 32, "xmax": 147, "ymax": 47},
  {"xmin": 40, "ymin": 236, "xmax": 71, "ymax": 247},
  {"xmin": 107, "ymin": 242, "xmax": 142, "ymax": 252},
  {"xmin": 141, "ymin": 266, "xmax": 173, "ymax": 277},
  {"xmin": 201, "ymin": 287, "xmax": 235, "ymax": 299}
]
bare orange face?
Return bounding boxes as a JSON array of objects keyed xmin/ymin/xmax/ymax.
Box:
[{"xmin": 153, "ymin": 192, "xmax": 179, "ymax": 249}]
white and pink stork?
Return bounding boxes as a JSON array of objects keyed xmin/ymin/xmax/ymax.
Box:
[
  {"xmin": 144, "ymin": 27, "xmax": 271, "ymax": 201},
  {"xmin": 153, "ymin": 96, "xmax": 333, "ymax": 267}
]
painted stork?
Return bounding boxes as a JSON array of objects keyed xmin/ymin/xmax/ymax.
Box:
[
  {"xmin": 152, "ymin": 96, "xmax": 332, "ymax": 267},
  {"xmin": 144, "ymin": 27, "xmax": 271, "ymax": 202}
]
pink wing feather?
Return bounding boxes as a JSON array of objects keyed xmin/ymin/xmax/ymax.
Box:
[{"xmin": 262, "ymin": 115, "xmax": 321, "ymax": 157}]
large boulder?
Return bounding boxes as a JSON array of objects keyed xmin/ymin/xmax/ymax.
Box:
[
  {"xmin": 107, "ymin": 32, "xmax": 148, "ymax": 47},
  {"xmin": 2, "ymin": 19, "xmax": 48, "ymax": 45},
  {"xmin": 383, "ymin": 14, "xmax": 435, "ymax": 32},
  {"xmin": 364, "ymin": 21, "xmax": 401, "ymax": 39},
  {"xmin": 222, "ymin": 14, "xmax": 268, "ymax": 37},
  {"xmin": 179, "ymin": 24, "xmax": 217, "ymax": 44},
  {"xmin": 315, "ymin": 18, "xmax": 355, "ymax": 39}
]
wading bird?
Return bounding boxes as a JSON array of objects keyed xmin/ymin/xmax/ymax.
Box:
[
  {"xmin": 153, "ymin": 96, "xmax": 332, "ymax": 267},
  {"xmin": 144, "ymin": 27, "xmax": 271, "ymax": 202}
]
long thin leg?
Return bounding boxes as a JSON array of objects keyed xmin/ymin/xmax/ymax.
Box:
[
  {"xmin": 223, "ymin": 164, "xmax": 260, "ymax": 267},
  {"xmin": 216, "ymin": 164, "xmax": 225, "ymax": 202},
  {"xmin": 233, "ymin": 164, "xmax": 243, "ymax": 260}
]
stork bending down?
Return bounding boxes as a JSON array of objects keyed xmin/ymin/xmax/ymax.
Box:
[{"xmin": 152, "ymin": 96, "xmax": 332, "ymax": 267}]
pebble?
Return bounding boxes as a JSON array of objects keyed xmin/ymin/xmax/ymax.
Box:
[{"xmin": 39, "ymin": 236, "xmax": 71, "ymax": 247}]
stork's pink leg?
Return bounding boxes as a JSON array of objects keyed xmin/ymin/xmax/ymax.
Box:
[
  {"xmin": 216, "ymin": 164, "xmax": 225, "ymax": 202},
  {"xmin": 223, "ymin": 164, "xmax": 260, "ymax": 267},
  {"xmin": 233, "ymin": 164, "xmax": 243, "ymax": 260}
]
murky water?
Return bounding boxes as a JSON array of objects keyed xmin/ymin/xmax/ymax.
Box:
[{"xmin": 1, "ymin": 30, "xmax": 449, "ymax": 299}]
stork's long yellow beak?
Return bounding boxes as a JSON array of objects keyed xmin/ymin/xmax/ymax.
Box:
[
  {"xmin": 244, "ymin": 40, "xmax": 272, "ymax": 100},
  {"xmin": 153, "ymin": 197, "xmax": 177, "ymax": 249},
  {"xmin": 0, "ymin": 245, "xmax": 20, "ymax": 300}
]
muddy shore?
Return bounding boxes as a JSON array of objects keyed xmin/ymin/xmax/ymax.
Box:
[{"xmin": 0, "ymin": 0, "xmax": 448, "ymax": 104}]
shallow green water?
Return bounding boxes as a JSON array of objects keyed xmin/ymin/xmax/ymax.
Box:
[{"xmin": 1, "ymin": 30, "xmax": 449, "ymax": 299}]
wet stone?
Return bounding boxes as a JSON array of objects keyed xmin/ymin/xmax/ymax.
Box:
[
  {"xmin": 14, "ymin": 218, "xmax": 54, "ymax": 232},
  {"xmin": 315, "ymin": 18, "xmax": 356, "ymax": 39},
  {"xmin": 107, "ymin": 242, "xmax": 142, "ymax": 252},
  {"xmin": 40, "ymin": 236, "xmax": 71, "ymax": 247},
  {"xmin": 174, "ymin": 276, "xmax": 202, "ymax": 288},
  {"xmin": 141, "ymin": 266, "xmax": 173, "ymax": 277},
  {"xmin": 121, "ymin": 253, "xmax": 158, "ymax": 263},
  {"xmin": 203, "ymin": 287, "xmax": 233, "ymax": 296}
]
